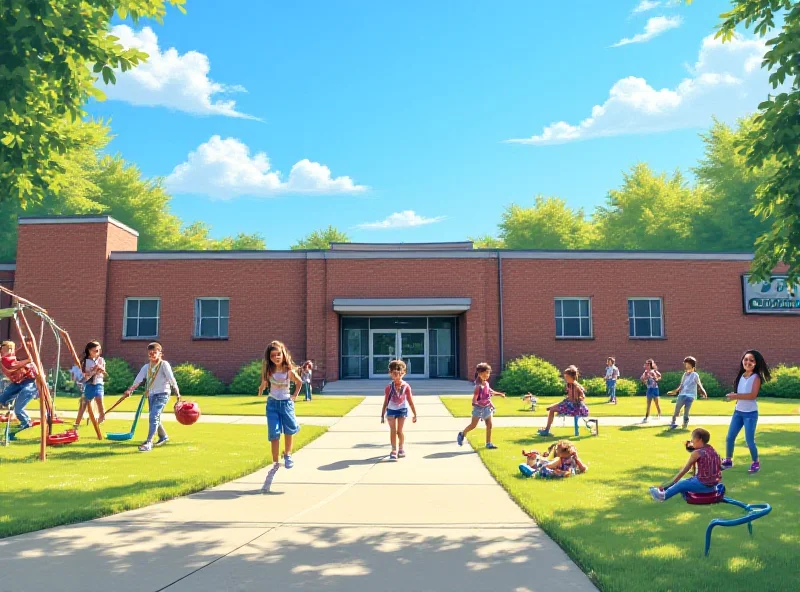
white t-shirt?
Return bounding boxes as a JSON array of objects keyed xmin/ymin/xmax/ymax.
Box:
[
  {"xmin": 679, "ymin": 371, "xmax": 700, "ymax": 399},
  {"xmin": 735, "ymin": 374, "xmax": 759, "ymax": 413},
  {"xmin": 85, "ymin": 357, "xmax": 105, "ymax": 385}
]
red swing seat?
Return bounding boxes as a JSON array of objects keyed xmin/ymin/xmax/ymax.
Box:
[
  {"xmin": 682, "ymin": 483, "xmax": 726, "ymax": 505},
  {"xmin": 47, "ymin": 429, "xmax": 79, "ymax": 446}
]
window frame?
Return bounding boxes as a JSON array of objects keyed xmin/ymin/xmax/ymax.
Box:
[
  {"xmin": 123, "ymin": 297, "xmax": 161, "ymax": 340},
  {"xmin": 193, "ymin": 297, "xmax": 230, "ymax": 340},
  {"xmin": 554, "ymin": 297, "xmax": 593, "ymax": 340},
  {"xmin": 627, "ymin": 297, "xmax": 665, "ymax": 340}
]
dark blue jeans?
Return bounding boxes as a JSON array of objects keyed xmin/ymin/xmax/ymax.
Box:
[
  {"xmin": 664, "ymin": 476, "xmax": 716, "ymax": 500},
  {"xmin": 147, "ymin": 392, "xmax": 169, "ymax": 442},
  {"xmin": 0, "ymin": 379, "xmax": 38, "ymax": 427},
  {"xmin": 725, "ymin": 410, "xmax": 759, "ymax": 461},
  {"xmin": 606, "ymin": 379, "xmax": 616, "ymax": 400}
]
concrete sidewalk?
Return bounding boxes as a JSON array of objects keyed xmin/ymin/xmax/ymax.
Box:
[{"xmin": 0, "ymin": 397, "xmax": 596, "ymax": 592}]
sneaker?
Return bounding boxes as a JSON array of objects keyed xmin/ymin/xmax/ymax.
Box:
[
  {"xmin": 397, "ymin": 449, "xmax": 406, "ymax": 458},
  {"xmin": 748, "ymin": 461, "xmax": 760, "ymax": 474},
  {"xmin": 649, "ymin": 486, "xmax": 666, "ymax": 502},
  {"xmin": 642, "ymin": 417, "xmax": 649, "ymax": 424},
  {"xmin": 389, "ymin": 450, "xmax": 398, "ymax": 460},
  {"xmin": 261, "ymin": 463, "xmax": 280, "ymax": 493},
  {"xmin": 669, "ymin": 423, "xmax": 678, "ymax": 430},
  {"xmin": 682, "ymin": 421, "xmax": 689, "ymax": 429},
  {"xmin": 656, "ymin": 414, "xmax": 661, "ymax": 420},
  {"xmin": 284, "ymin": 454, "xmax": 294, "ymax": 469},
  {"xmin": 154, "ymin": 436, "xmax": 169, "ymax": 447},
  {"xmin": 537, "ymin": 429, "xmax": 551, "ymax": 436},
  {"xmin": 457, "ymin": 432, "xmax": 464, "ymax": 446},
  {"xmin": 721, "ymin": 458, "xmax": 733, "ymax": 470},
  {"xmin": 138, "ymin": 442, "xmax": 152, "ymax": 452},
  {"xmin": 486, "ymin": 442, "xmax": 498, "ymax": 450}
]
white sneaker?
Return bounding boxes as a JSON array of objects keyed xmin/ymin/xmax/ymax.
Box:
[
  {"xmin": 642, "ymin": 417, "xmax": 649, "ymax": 424},
  {"xmin": 261, "ymin": 463, "xmax": 280, "ymax": 493}
]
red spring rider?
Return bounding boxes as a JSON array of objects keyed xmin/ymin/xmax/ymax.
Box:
[{"xmin": 174, "ymin": 400, "xmax": 201, "ymax": 425}]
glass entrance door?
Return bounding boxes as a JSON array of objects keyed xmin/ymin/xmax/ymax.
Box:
[
  {"xmin": 369, "ymin": 330, "xmax": 397, "ymax": 378},
  {"xmin": 400, "ymin": 330, "xmax": 427, "ymax": 378},
  {"xmin": 369, "ymin": 329, "xmax": 428, "ymax": 378}
]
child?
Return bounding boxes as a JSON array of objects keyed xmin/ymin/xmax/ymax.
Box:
[
  {"xmin": 649, "ymin": 428, "xmax": 721, "ymax": 501},
  {"xmin": 0, "ymin": 340, "xmax": 38, "ymax": 430},
  {"xmin": 605, "ymin": 357, "xmax": 620, "ymax": 404},
  {"xmin": 123, "ymin": 342, "xmax": 181, "ymax": 452},
  {"xmin": 722, "ymin": 350, "xmax": 771, "ymax": 474},
  {"xmin": 538, "ymin": 365, "xmax": 588, "ymax": 437},
  {"xmin": 74, "ymin": 340, "xmax": 106, "ymax": 428},
  {"xmin": 258, "ymin": 341, "xmax": 303, "ymax": 492},
  {"xmin": 666, "ymin": 357, "xmax": 707, "ymax": 429},
  {"xmin": 457, "ymin": 362, "xmax": 506, "ymax": 449},
  {"xmin": 379, "ymin": 359, "xmax": 418, "ymax": 460},
  {"xmin": 542, "ymin": 440, "xmax": 589, "ymax": 478},
  {"xmin": 300, "ymin": 360, "xmax": 313, "ymax": 401},
  {"xmin": 640, "ymin": 359, "xmax": 662, "ymax": 423}
]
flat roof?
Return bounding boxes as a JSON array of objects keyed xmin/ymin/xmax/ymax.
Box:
[
  {"xmin": 18, "ymin": 215, "xmax": 139, "ymax": 237},
  {"xmin": 333, "ymin": 298, "xmax": 472, "ymax": 313},
  {"xmin": 329, "ymin": 241, "xmax": 474, "ymax": 251}
]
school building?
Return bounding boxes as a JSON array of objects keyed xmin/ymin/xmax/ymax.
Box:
[{"xmin": 1, "ymin": 215, "xmax": 799, "ymax": 391}]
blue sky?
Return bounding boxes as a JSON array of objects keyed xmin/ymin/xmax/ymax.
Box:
[{"xmin": 88, "ymin": 0, "xmax": 770, "ymax": 249}]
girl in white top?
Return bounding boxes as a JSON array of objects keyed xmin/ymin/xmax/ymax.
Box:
[
  {"xmin": 722, "ymin": 350, "xmax": 772, "ymax": 474},
  {"xmin": 74, "ymin": 340, "xmax": 107, "ymax": 428}
]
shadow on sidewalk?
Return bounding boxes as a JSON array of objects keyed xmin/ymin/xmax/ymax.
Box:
[
  {"xmin": 318, "ymin": 456, "xmax": 386, "ymax": 471},
  {"xmin": 424, "ymin": 451, "xmax": 475, "ymax": 460}
]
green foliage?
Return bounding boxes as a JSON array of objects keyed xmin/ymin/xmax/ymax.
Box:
[
  {"xmin": 104, "ymin": 357, "xmax": 135, "ymax": 395},
  {"xmin": 717, "ymin": 2, "xmax": 800, "ymax": 286},
  {"xmin": 228, "ymin": 360, "xmax": 263, "ymax": 394},
  {"xmin": 0, "ymin": 0, "xmax": 186, "ymax": 204},
  {"xmin": 649, "ymin": 370, "xmax": 724, "ymax": 398},
  {"xmin": 582, "ymin": 376, "xmax": 638, "ymax": 397},
  {"xmin": 760, "ymin": 365, "xmax": 800, "ymax": 399},
  {"xmin": 291, "ymin": 226, "xmax": 351, "ymax": 250},
  {"xmin": 47, "ymin": 368, "xmax": 82, "ymax": 398},
  {"xmin": 172, "ymin": 363, "xmax": 226, "ymax": 395},
  {"xmin": 469, "ymin": 235, "xmax": 505, "ymax": 248},
  {"xmin": 499, "ymin": 196, "xmax": 595, "ymax": 250},
  {"xmin": 496, "ymin": 355, "xmax": 563, "ymax": 396}
]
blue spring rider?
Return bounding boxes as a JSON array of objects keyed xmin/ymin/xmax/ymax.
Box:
[{"xmin": 682, "ymin": 483, "xmax": 772, "ymax": 556}]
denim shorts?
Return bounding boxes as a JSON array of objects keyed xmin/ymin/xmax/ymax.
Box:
[
  {"xmin": 266, "ymin": 397, "xmax": 300, "ymax": 441},
  {"xmin": 646, "ymin": 387, "xmax": 660, "ymax": 400},
  {"xmin": 472, "ymin": 404, "xmax": 493, "ymax": 420},
  {"xmin": 84, "ymin": 383, "xmax": 104, "ymax": 401},
  {"xmin": 386, "ymin": 407, "xmax": 408, "ymax": 418}
]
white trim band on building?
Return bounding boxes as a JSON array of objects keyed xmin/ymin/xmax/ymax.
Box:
[
  {"xmin": 19, "ymin": 216, "xmax": 139, "ymax": 237},
  {"xmin": 333, "ymin": 298, "xmax": 472, "ymax": 314}
]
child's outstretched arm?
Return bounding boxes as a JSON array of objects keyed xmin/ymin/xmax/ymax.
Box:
[
  {"xmin": 697, "ymin": 376, "xmax": 708, "ymax": 399},
  {"xmin": 573, "ymin": 454, "xmax": 588, "ymax": 473},
  {"xmin": 668, "ymin": 375, "xmax": 685, "ymax": 396},
  {"xmin": 407, "ymin": 389, "xmax": 418, "ymax": 423},
  {"xmin": 490, "ymin": 387, "xmax": 506, "ymax": 398},
  {"xmin": 124, "ymin": 365, "xmax": 148, "ymax": 396},
  {"xmin": 665, "ymin": 450, "xmax": 700, "ymax": 486}
]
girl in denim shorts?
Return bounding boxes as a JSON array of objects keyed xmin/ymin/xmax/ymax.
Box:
[
  {"xmin": 457, "ymin": 362, "xmax": 506, "ymax": 449},
  {"xmin": 74, "ymin": 340, "xmax": 106, "ymax": 428},
  {"xmin": 641, "ymin": 358, "xmax": 662, "ymax": 423},
  {"xmin": 380, "ymin": 359, "xmax": 418, "ymax": 460},
  {"xmin": 258, "ymin": 341, "xmax": 303, "ymax": 492}
]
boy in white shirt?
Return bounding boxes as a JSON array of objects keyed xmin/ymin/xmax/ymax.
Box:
[{"xmin": 666, "ymin": 356, "xmax": 707, "ymax": 429}]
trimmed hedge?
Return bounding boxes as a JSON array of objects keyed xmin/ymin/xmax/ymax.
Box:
[
  {"xmin": 172, "ymin": 363, "xmax": 226, "ymax": 395},
  {"xmin": 760, "ymin": 365, "xmax": 800, "ymax": 399},
  {"xmin": 497, "ymin": 355, "xmax": 563, "ymax": 397},
  {"xmin": 229, "ymin": 360, "xmax": 263, "ymax": 395},
  {"xmin": 641, "ymin": 370, "xmax": 724, "ymax": 398},
  {"xmin": 104, "ymin": 358, "xmax": 135, "ymax": 395},
  {"xmin": 582, "ymin": 376, "xmax": 638, "ymax": 397}
]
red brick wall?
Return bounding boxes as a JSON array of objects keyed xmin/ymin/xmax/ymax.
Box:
[{"xmin": 501, "ymin": 258, "xmax": 800, "ymax": 385}]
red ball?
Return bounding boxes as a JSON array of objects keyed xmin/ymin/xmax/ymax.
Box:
[{"xmin": 174, "ymin": 401, "xmax": 201, "ymax": 425}]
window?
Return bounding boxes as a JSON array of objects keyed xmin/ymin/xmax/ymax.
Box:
[
  {"xmin": 554, "ymin": 298, "xmax": 592, "ymax": 338},
  {"xmin": 628, "ymin": 298, "xmax": 663, "ymax": 338},
  {"xmin": 124, "ymin": 298, "xmax": 160, "ymax": 338},
  {"xmin": 195, "ymin": 298, "xmax": 229, "ymax": 339}
]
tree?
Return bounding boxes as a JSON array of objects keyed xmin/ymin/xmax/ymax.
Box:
[
  {"xmin": 470, "ymin": 235, "xmax": 505, "ymax": 248},
  {"xmin": 498, "ymin": 196, "xmax": 595, "ymax": 250},
  {"xmin": 0, "ymin": 119, "xmax": 264, "ymax": 261},
  {"xmin": 291, "ymin": 226, "xmax": 351, "ymax": 250},
  {"xmin": 592, "ymin": 164, "xmax": 708, "ymax": 251},
  {"xmin": 0, "ymin": 0, "xmax": 186, "ymax": 204},
  {"xmin": 717, "ymin": 1, "xmax": 800, "ymax": 285}
]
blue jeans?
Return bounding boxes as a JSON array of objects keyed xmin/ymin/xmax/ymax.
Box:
[
  {"xmin": 606, "ymin": 380, "xmax": 617, "ymax": 400},
  {"xmin": 672, "ymin": 395, "xmax": 694, "ymax": 422},
  {"xmin": 0, "ymin": 379, "xmax": 38, "ymax": 427},
  {"xmin": 147, "ymin": 392, "xmax": 169, "ymax": 442},
  {"xmin": 664, "ymin": 476, "xmax": 716, "ymax": 500},
  {"xmin": 303, "ymin": 382, "xmax": 312, "ymax": 401},
  {"xmin": 726, "ymin": 410, "xmax": 759, "ymax": 461},
  {"xmin": 266, "ymin": 397, "xmax": 300, "ymax": 441}
]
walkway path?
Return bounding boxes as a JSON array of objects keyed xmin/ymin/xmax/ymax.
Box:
[{"xmin": 0, "ymin": 397, "xmax": 596, "ymax": 592}]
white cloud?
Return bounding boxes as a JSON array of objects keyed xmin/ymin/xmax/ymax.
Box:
[
  {"xmin": 632, "ymin": 1, "xmax": 661, "ymax": 14},
  {"xmin": 612, "ymin": 16, "xmax": 682, "ymax": 47},
  {"xmin": 102, "ymin": 26, "xmax": 255, "ymax": 119},
  {"xmin": 355, "ymin": 211, "xmax": 446, "ymax": 230},
  {"xmin": 506, "ymin": 34, "xmax": 772, "ymax": 145},
  {"xmin": 165, "ymin": 136, "xmax": 367, "ymax": 198}
]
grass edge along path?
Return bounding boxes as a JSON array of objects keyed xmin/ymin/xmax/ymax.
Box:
[
  {"xmin": 441, "ymin": 395, "xmax": 800, "ymax": 418},
  {"xmin": 0, "ymin": 420, "xmax": 327, "ymax": 539},
  {"xmin": 467, "ymin": 425, "xmax": 799, "ymax": 592}
]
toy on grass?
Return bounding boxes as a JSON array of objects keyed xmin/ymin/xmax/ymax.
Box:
[
  {"xmin": 521, "ymin": 393, "xmax": 538, "ymax": 412},
  {"xmin": 106, "ymin": 392, "xmax": 147, "ymax": 441},
  {"xmin": 174, "ymin": 400, "xmax": 201, "ymax": 425}
]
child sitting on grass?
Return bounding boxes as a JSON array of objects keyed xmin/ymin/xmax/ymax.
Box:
[
  {"xmin": 649, "ymin": 427, "xmax": 721, "ymax": 502},
  {"xmin": 521, "ymin": 440, "xmax": 588, "ymax": 478}
]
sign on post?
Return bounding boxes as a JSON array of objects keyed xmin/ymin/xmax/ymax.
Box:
[{"xmin": 742, "ymin": 275, "xmax": 800, "ymax": 314}]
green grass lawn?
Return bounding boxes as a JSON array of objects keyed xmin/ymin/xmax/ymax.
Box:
[
  {"xmin": 441, "ymin": 395, "xmax": 800, "ymax": 418},
  {"xmin": 0, "ymin": 420, "xmax": 326, "ymax": 539},
  {"xmin": 54, "ymin": 394, "xmax": 364, "ymax": 417},
  {"xmin": 467, "ymin": 425, "xmax": 799, "ymax": 592}
]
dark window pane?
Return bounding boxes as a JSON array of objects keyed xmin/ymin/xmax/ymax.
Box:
[
  {"xmin": 219, "ymin": 318, "xmax": 229, "ymax": 337},
  {"xmin": 139, "ymin": 299, "xmax": 158, "ymax": 318},
  {"xmin": 579, "ymin": 299, "xmax": 589, "ymax": 317},
  {"xmin": 428, "ymin": 317, "xmax": 455, "ymax": 329},
  {"xmin": 342, "ymin": 317, "xmax": 369, "ymax": 330},
  {"xmin": 369, "ymin": 317, "xmax": 426, "ymax": 329},
  {"xmin": 651, "ymin": 299, "xmax": 661, "ymax": 317},
  {"xmin": 635, "ymin": 318, "xmax": 651, "ymax": 337},
  {"xmin": 556, "ymin": 319, "xmax": 563, "ymax": 337},
  {"xmin": 220, "ymin": 299, "xmax": 229, "ymax": 317},
  {"xmin": 629, "ymin": 318, "xmax": 635, "ymax": 337},
  {"xmin": 344, "ymin": 330, "xmax": 361, "ymax": 356},
  {"xmin": 404, "ymin": 357, "xmax": 425, "ymax": 375},
  {"xmin": 138, "ymin": 318, "xmax": 158, "ymax": 337},
  {"xmin": 580, "ymin": 318, "xmax": 590, "ymax": 336},
  {"xmin": 372, "ymin": 333, "xmax": 396, "ymax": 356},
  {"xmin": 634, "ymin": 300, "xmax": 650, "ymax": 317},
  {"xmin": 201, "ymin": 299, "xmax": 219, "ymax": 318},
  {"xmin": 343, "ymin": 357, "xmax": 361, "ymax": 378},
  {"xmin": 437, "ymin": 356, "xmax": 454, "ymax": 377},
  {"xmin": 127, "ymin": 299, "xmax": 139, "ymax": 318},
  {"xmin": 627, "ymin": 299, "xmax": 633, "ymax": 316},
  {"xmin": 562, "ymin": 300, "xmax": 579, "ymax": 317},
  {"xmin": 563, "ymin": 318, "xmax": 580, "ymax": 336},
  {"xmin": 401, "ymin": 332, "xmax": 425, "ymax": 355},
  {"xmin": 554, "ymin": 300, "xmax": 562, "ymax": 317},
  {"xmin": 436, "ymin": 329, "xmax": 452, "ymax": 356},
  {"xmin": 373, "ymin": 356, "xmax": 392, "ymax": 374},
  {"xmin": 651, "ymin": 318, "xmax": 662, "ymax": 337},
  {"xmin": 200, "ymin": 318, "xmax": 218, "ymax": 337},
  {"xmin": 126, "ymin": 319, "xmax": 138, "ymax": 337},
  {"xmin": 429, "ymin": 330, "xmax": 438, "ymax": 356}
]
